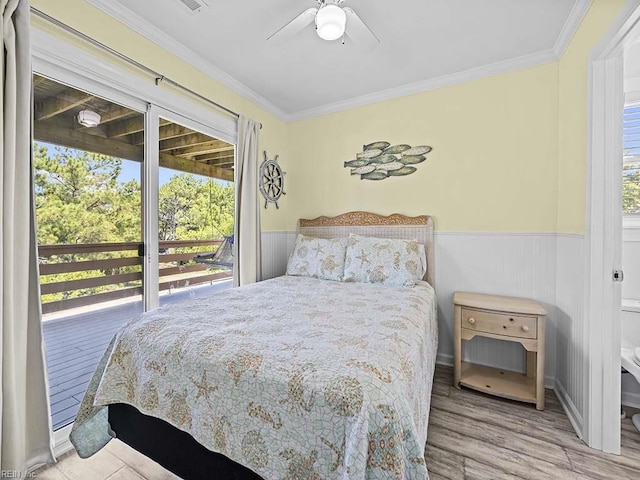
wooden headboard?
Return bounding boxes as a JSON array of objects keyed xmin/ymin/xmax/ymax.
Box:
[{"xmin": 298, "ymin": 211, "xmax": 435, "ymax": 287}]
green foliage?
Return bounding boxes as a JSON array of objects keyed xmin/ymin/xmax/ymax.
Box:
[
  {"xmin": 623, "ymin": 162, "xmax": 640, "ymax": 215},
  {"xmin": 159, "ymin": 173, "xmax": 234, "ymax": 241},
  {"xmin": 35, "ymin": 143, "xmax": 234, "ymax": 305}
]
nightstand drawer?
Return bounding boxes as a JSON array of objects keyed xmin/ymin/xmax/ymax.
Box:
[{"xmin": 461, "ymin": 308, "xmax": 537, "ymax": 339}]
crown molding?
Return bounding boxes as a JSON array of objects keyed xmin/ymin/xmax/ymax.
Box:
[
  {"xmin": 81, "ymin": 0, "xmax": 585, "ymax": 124},
  {"xmin": 84, "ymin": 0, "xmax": 289, "ymax": 122},
  {"xmin": 553, "ymin": 0, "xmax": 592, "ymax": 58},
  {"xmin": 286, "ymin": 49, "xmax": 559, "ymax": 122}
]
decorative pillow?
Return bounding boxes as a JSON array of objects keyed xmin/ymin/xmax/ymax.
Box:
[
  {"xmin": 286, "ymin": 234, "xmax": 348, "ymax": 281},
  {"xmin": 343, "ymin": 234, "xmax": 426, "ymax": 286}
]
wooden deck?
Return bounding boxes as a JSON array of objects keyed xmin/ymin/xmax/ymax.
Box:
[{"xmin": 43, "ymin": 280, "xmax": 232, "ymax": 430}]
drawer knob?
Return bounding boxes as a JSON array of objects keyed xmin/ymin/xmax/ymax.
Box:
[
  {"xmin": 521, "ymin": 325, "xmax": 530, "ymax": 332},
  {"xmin": 468, "ymin": 317, "xmax": 476, "ymax": 325}
]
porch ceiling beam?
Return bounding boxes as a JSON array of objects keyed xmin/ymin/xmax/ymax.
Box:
[
  {"xmin": 35, "ymin": 121, "xmax": 142, "ymax": 161},
  {"xmin": 96, "ymin": 105, "xmax": 136, "ymax": 125},
  {"xmin": 194, "ymin": 150, "xmax": 235, "ymax": 162},
  {"xmin": 127, "ymin": 122, "xmax": 195, "ymax": 145},
  {"xmin": 159, "ymin": 133, "xmax": 224, "ymax": 151},
  {"xmin": 159, "ymin": 154, "xmax": 233, "ymax": 182},
  {"xmin": 34, "ymin": 122, "xmax": 233, "ymax": 182},
  {"xmin": 108, "ymin": 117, "xmax": 172, "ymax": 139},
  {"xmin": 35, "ymin": 89, "xmax": 94, "ymax": 121},
  {"xmin": 171, "ymin": 142, "xmax": 234, "ymax": 157},
  {"xmin": 205, "ymin": 158, "xmax": 234, "ymax": 168},
  {"xmin": 33, "ymin": 75, "xmax": 47, "ymax": 88},
  {"xmin": 107, "ymin": 116, "xmax": 144, "ymax": 138}
]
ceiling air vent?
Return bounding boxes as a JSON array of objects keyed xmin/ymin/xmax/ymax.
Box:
[{"xmin": 176, "ymin": 0, "xmax": 209, "ymax": 14}]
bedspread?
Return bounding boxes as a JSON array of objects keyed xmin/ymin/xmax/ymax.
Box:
[{"xmin": 71, "ymin": 275, "xmax": 438, "ymax": 479}]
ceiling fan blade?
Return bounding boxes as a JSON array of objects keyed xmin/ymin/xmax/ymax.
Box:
[
  {"xmin": 267, "ymin": 7, "xmax": 318, "ymax": 45},
  {"xmin": 343, "ymin": 7, "xmax": 379, "ymax": 50}
]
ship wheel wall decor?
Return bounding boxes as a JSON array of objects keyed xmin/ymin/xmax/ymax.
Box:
[{"xmin": 259, "ymin": 151, "xmax": 286, "ymax": 209}]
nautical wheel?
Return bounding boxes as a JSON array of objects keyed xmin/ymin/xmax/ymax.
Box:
[{"xmin": 259, "ymin": 151, "xmax": 286, "ymax": 209}]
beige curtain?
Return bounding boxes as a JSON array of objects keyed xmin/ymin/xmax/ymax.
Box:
[
  {"xmin": 233, "ymin": 116, "xmax": 261, "ymax": 286},
  {"xmin": 1, "ymin": 0, "xmax": 55, "ymax": 474}
]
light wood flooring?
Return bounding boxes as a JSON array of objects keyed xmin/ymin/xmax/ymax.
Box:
[{"xmin": 35, "ymin": 364, "xmax": 640, "ymax": 480}]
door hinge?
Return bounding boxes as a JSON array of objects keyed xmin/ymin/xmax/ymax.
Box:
[{"xmin": 613, "ymin": 269, "xmax": 624, "ymax": 282}]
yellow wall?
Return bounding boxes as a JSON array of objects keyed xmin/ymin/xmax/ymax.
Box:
[
  {"xmin": 30, "ymin": 0, "xmax": 291, "ymax": 231},
  {"xmin": 557, "ymin": 0, "xmax": 626, "ymax": 233},
  {"xmin": 286, "ymin": 0, "xmax": 627, "ymax": 234},
  {"xmin": 287, "ymin": 64, "xmax": 560, "ymax": 232}
]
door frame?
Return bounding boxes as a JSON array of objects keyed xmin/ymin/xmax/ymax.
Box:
[
  {"xmin": 584, "ymin": 0, "xmax": 640, "ymax": 453},
  {"xmin": 145, "ymin": 105, "xmax": 236, "ymax": 311}
]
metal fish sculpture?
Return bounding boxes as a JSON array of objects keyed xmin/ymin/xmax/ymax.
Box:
[
  {"xmin": 361, "ymin": 171, "xmax": 388, "ymax": 181},
  {"xmin": 399, "ymin": 155, "xmax": 426, "ymax": 165},
  {"xmin": 344, "ymin": 159, "xmax": 371, "ymax": 168},
  {"xmin": 383, "ymin": 144, "xmax": 411, "ymax": 154},
  {"xmin": 351, "ymin": 165, "xmax": 376, "ymax": 175},
  {"xmin": 356, "ymin": 149, "xmax": 383, "ymax": 159},
  {"xmin": 368, "ymin": 154, "xmax": 398, "ymax": 164},
  {"xmin": 402, "ymin": 146, "xmax": 432, "ymax": 156},
  {"xmin": 345, "ymin": 141, "xmax": 431, "ymax": 180},
  {"xmin": 375, "ymin": 161, "xmax": 404, "ymax": 172},
  {"xmin": 387, "ymin": 166, "xmax": 417, "ymax": 176},
  {"xmin": 363, "ymin": 141, "xmax": 391, "ymax": 151}
]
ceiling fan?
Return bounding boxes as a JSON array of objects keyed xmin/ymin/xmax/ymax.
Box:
[{"xmin": 267, "ymin": 0, "xmax": 379, "ymax": 49}]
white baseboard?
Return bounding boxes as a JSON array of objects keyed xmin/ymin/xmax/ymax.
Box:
[
  {"xmin": 436, "ymin": 352, "xmax": 454, "ymax": 366},
  {"xmin": 554, "ymin": 379, "xmax": 583, "ymax": 439},
  {"xmin": 53, "ymin": 424, "xmax": 74, "ymax": 459},
  {"xmin": 435, "ymin": 354, "xmax": 555, "ymax": 389}
]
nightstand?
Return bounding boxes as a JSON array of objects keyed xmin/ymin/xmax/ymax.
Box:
[{"xmin": 453, "ymin": 292, "xmax": 547, "ymax": 410}]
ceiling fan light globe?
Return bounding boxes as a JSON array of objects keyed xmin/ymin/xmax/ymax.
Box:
[{"xmin": 316, "ymin": 4, "xmax": 346, "ymax": 41}]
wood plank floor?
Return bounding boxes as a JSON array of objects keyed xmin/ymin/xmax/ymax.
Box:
[
  {"xmin": 43, "ymin": 280, "xmax": 232, "ymax": 430},
  {"xmin": 37, "ymin": 364, "xmax": 640, "ymax": 479},
  {"xmin": 427, "ymin": 365, "xmax": 640, "ymax": 480}
]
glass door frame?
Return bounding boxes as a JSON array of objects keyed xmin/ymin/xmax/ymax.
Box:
[{"xmin": 144, "ymin": 105, "xmax": 237, "ymax": 311}]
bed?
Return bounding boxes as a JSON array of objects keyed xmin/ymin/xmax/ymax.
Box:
[{"xmin": 70, "ymin": 211, "xmax": 438, "ymax": 480}]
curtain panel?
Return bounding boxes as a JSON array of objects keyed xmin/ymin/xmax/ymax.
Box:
[
  {"xmin": 1, "ymin": 0, "xmax": 54, "ymax": 474},
  {"xmin": 233, "ymin": 116, "xmax": 261, "ymax": 287}
]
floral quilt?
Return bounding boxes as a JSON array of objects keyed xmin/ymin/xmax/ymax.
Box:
[{"xmin": 71, "ymin": 275, "xmax": 438, "ymax": 480}]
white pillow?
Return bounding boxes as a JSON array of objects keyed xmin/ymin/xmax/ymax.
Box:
[
  {"xmin": 286, "ymin": 234, "xmax": 348, "ymax": 281},
  {"xmin": 343, "ymin": 234, "xmax": 426, "ymax": 286}
]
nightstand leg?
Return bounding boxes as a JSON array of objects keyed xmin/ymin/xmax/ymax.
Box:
[
  {"xmin": 454, "ymin": 305, "xmax": 461, "ymax": 388},
  {"xmin": 536, "ymin": 350, "xmax": 545, "ymax": 410},
  {"xmin": 526, "ymin": 350, "xmax": 535, "ymax": 379}
]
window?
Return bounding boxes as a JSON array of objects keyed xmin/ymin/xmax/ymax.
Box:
[{"xmin": 623, "ymin": 104, "xmax": 640, "ymax": 226}]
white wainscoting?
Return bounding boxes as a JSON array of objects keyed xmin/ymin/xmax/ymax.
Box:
[
  {"xmin": 261, "ymin": 231, "xmax": 297, "ymax": 280},
  {"xmin": 555, "ymin": 234, "xmax": 585, "ymax": 436}
]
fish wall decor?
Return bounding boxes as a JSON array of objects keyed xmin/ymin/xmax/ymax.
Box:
[{"xmin": 344, "ymin": 142, "xmax": 432, "ymax": 181}]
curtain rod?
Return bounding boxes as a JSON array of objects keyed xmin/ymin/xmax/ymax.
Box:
[{"xmin": 30, "ymin": 7, "xmax": 254, "ymax": 125}]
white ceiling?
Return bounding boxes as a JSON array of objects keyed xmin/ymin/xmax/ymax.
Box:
[{"xmin": 92, "ymin": 0, "xmax": 585, "ymax": 120}]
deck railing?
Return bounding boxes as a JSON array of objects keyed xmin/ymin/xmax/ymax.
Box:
[{"xmin": 38, "ymin": 239, "xmax": 232, "ymax": 314}]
